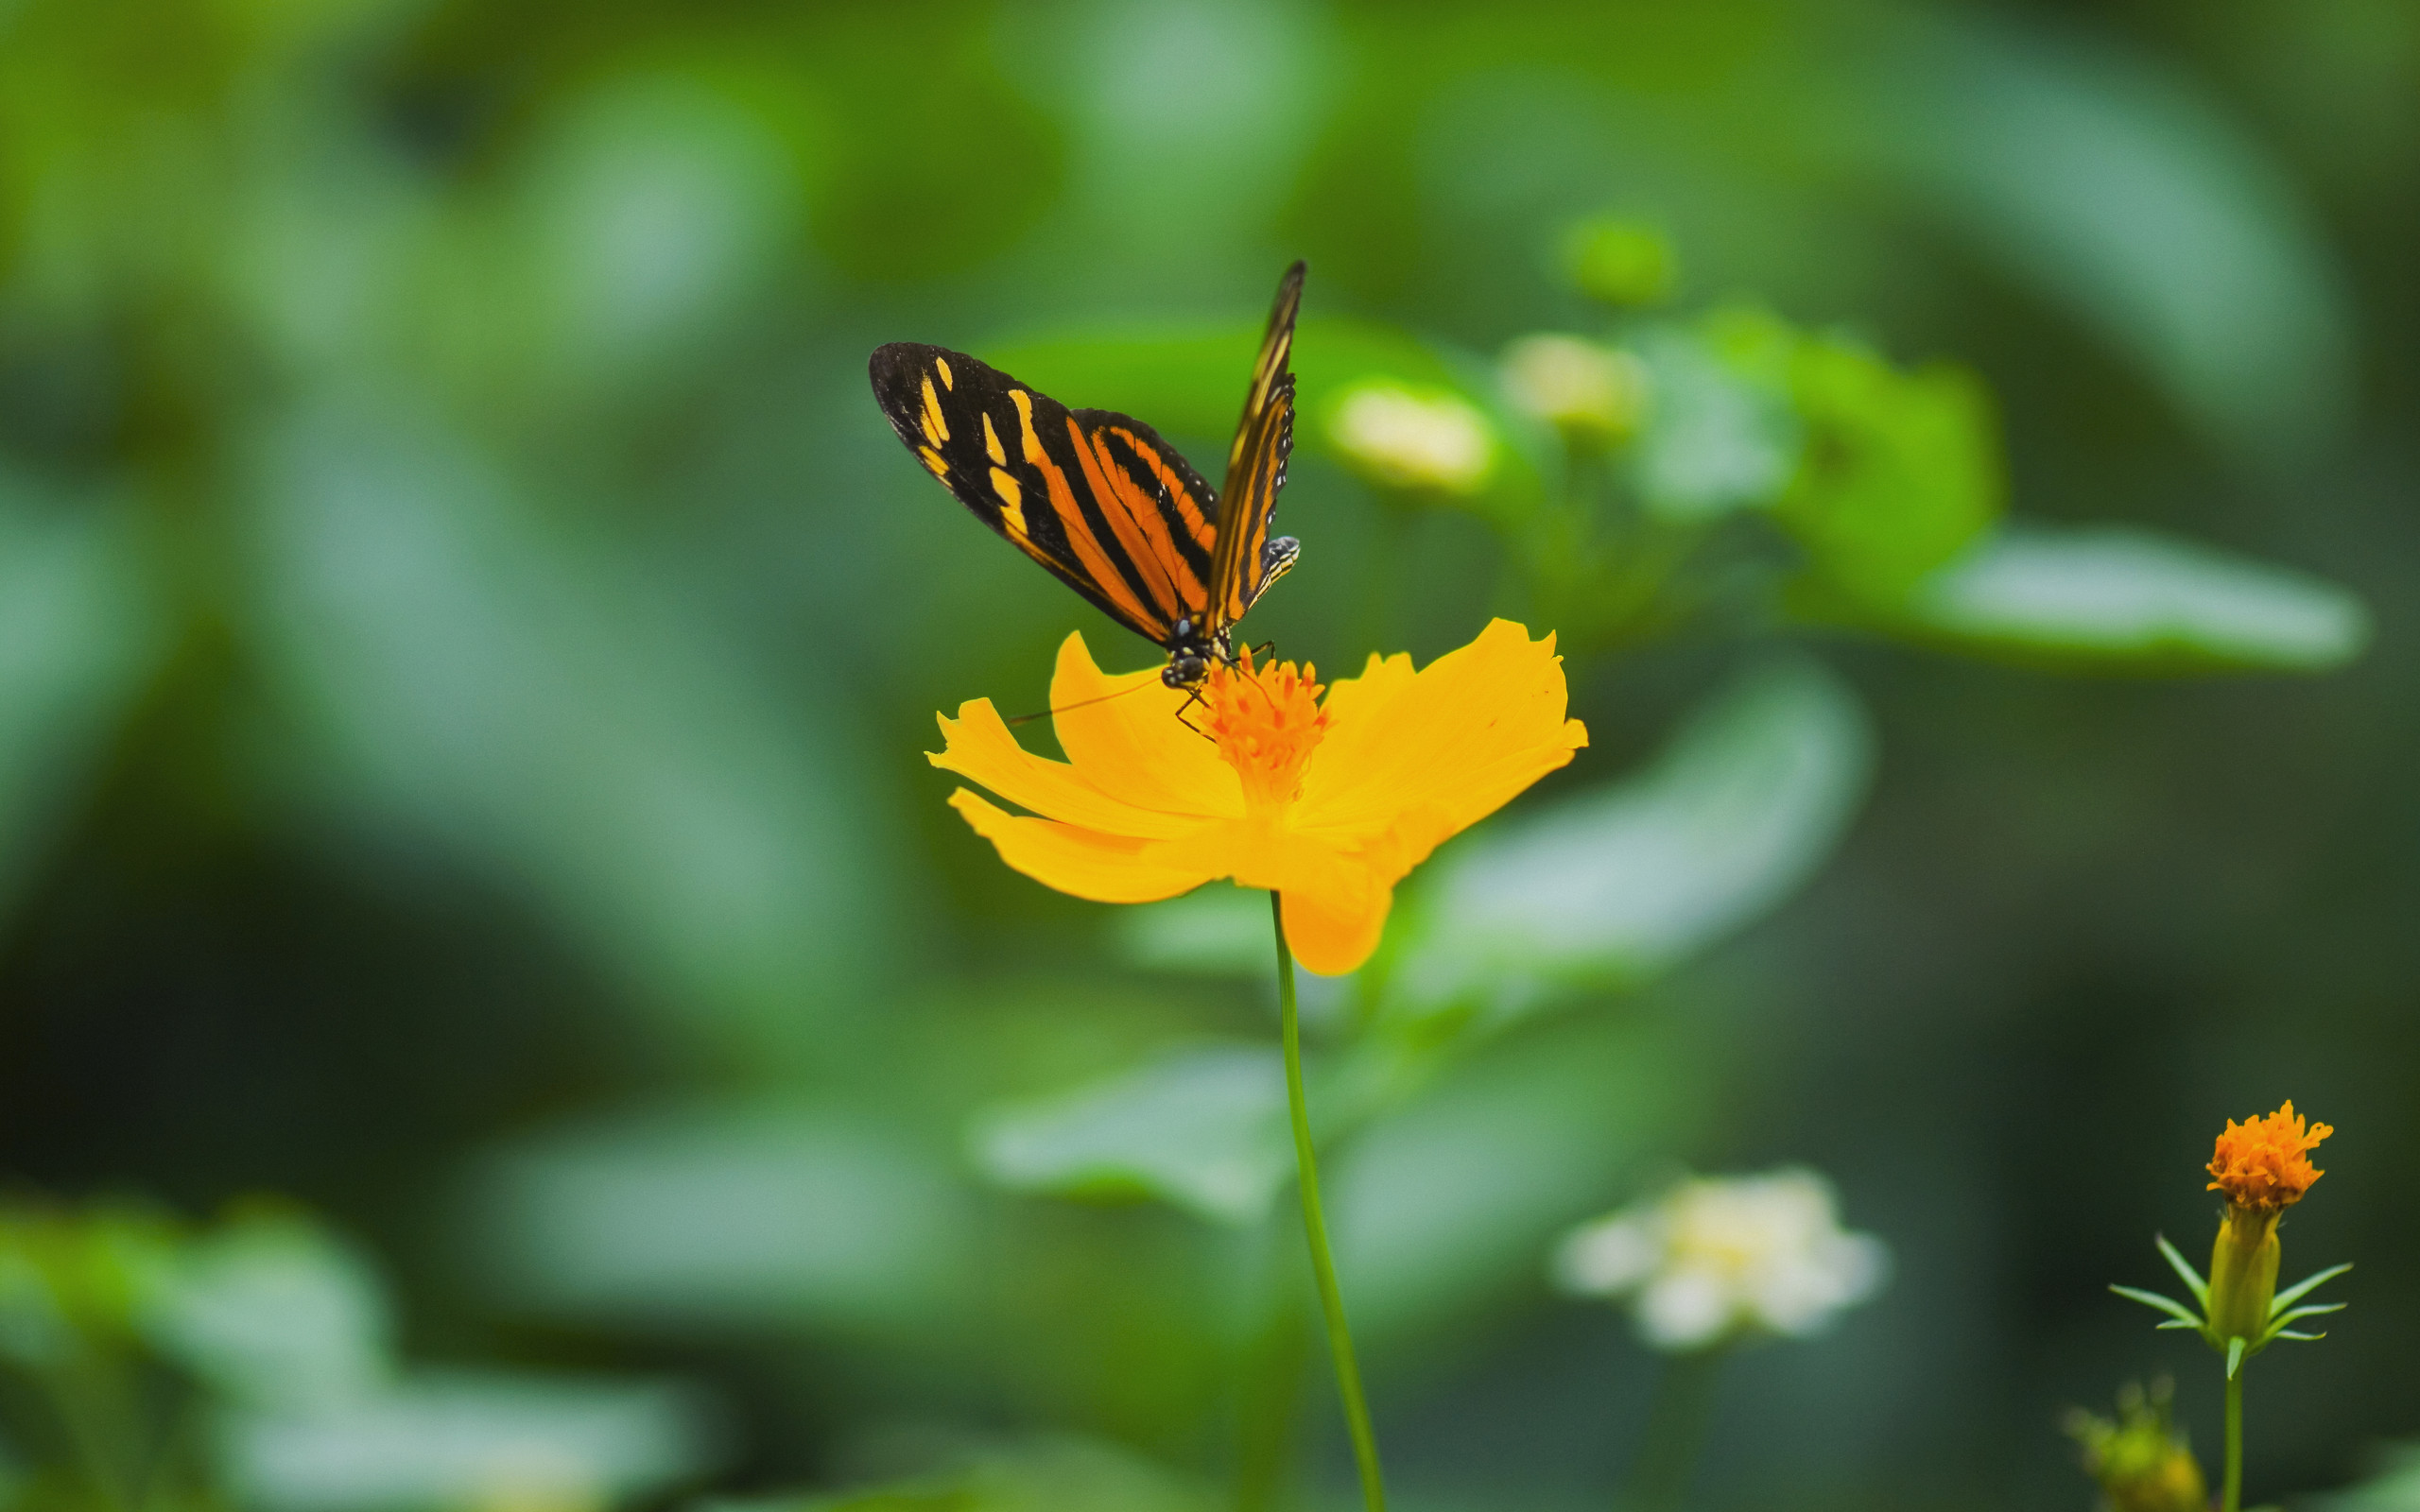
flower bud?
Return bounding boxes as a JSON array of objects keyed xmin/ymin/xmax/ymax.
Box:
[
  {"xmin": 1562, "ymin": 217, "xmax": 1677, "ymax": 308},
  {"xmin": 2066, "ymin": 1380, "xmax": 2207, "ymax": 1512},
  {"xmin": 1500, "ymin": 335, "xmax": 1649, "ymax": 448},
  {"xmin": 1325, "ymin": 380, "xmax": 1498, "ymax": 498},
  {"xmin": 2202, "ymin": 1101, "xmax": 2328, "ymax": 1347}
]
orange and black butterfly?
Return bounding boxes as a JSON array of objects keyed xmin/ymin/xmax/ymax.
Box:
[{"xmin": 870, "ymin": 261, "xmax": 1303, "ymax": 692}]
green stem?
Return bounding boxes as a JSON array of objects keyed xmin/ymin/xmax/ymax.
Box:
[
  {"xmin": 1271, "ymin": 891, "xmax": 1387, "ymax": 1512},
  {"xmin": 2222, "ymin": 1369, "xmax": 2243, "ymax": 1512},
  {"xmin": 1623, "ymin": 1347, "xmax": 1723, "ymax": 1511}
]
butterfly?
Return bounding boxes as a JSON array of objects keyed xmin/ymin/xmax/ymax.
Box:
[{"xmin": 870, "ymin": 261, "xmax": 1303, "ymax": 693}]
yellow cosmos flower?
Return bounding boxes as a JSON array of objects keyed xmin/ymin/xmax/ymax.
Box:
[{"xmin": 928, "ymin": 618, "xmax": 1587, "ymax": 975}]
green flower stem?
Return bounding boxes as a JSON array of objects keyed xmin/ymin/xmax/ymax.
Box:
[
  {"xmin": 1271, "ymin": 891, "xmax": 1388, "ymax": 1512},
  {"xmin": 2222, "ymin": 1369, "xmax": 2243, "ymax": 1512},
  {"xmin": 1625, "ymin": 1346, "xmax": 1723, "ymax": 1511}
]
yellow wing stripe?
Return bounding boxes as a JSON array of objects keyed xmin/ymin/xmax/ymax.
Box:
[
  {"xmin": 920, "ymin": 375, "xmax": 950, "ymax": 444},
  {"xmin": 981, "ymin": 412, "xmax": 1007, "ymax": 466},
  {"xmin": 990, "ymin": 468, "xmax": 1028, "ymax": 535}
]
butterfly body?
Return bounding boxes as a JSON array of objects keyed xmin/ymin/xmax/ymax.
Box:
[{"xmin": 870, "ymin": 262, "xmax": 1304, "ymax": 691}]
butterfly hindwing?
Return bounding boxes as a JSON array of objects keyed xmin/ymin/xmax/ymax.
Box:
[{"xmin": 870, "ymin": 341, "xmax": 1220, "ymax": 647}]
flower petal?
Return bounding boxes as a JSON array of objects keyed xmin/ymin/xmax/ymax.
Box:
[
  {"xmin": 1280, "ymin": 879, "xmax": 1393, "ymax": 977},
  {"xmin": 929, "ymin": 697, "xmax": 1204, "ymax": 840},
  {"xmin": 1295, "ymin": 619, "xmax": 1586, "ymax": 839},
  {"xmin": 947, "ymin": 789, "xmax": 1218, "ymax": 902},
  {"xmin": 1047, "ymin": 633, "xmax": 1244, "ymax": 820}
]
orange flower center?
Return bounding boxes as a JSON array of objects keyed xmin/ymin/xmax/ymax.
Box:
[
  {"xmin": 2205, "ymin": 1100, "xmax": 2331, "ymax": 1211},
  {"xmin": 1202, "ymin": 648, "xmax": 1329, "ymax": 812}
]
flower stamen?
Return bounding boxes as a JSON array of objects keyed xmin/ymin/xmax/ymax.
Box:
[{"xmin": 1203, "ymin": 647, "xmax": 1329, "ymax": 811}]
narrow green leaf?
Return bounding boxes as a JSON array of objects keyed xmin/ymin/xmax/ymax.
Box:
[
  {"xmin": 2225, "ymin": 1337, "xmax": 2246, "ymax": 1379},
  {"xmin": 2269, "ymin": 1330, "xmax": 2325, "ymax": 1342},
  {"xmin": 2155, "ymin": 1233, "xmax": 2210, "ymax": 1307},
  {"xmin": 2273, "ymin": 1301, "xmax": 2347, "ymax": 1324},
  {"xmin": 2269, "ymin": 1262, "xmax": 2351, "ymax": 1316},
  {"xmin": 2155, "ymin": 1319, "xmax": 2199, "ymax": 1331},
  {"xmin": 1876, "ymin": 524, "xmax": 2369, "ymax": 672},
  {"xmin": 2109, "ymin": 1284, "xmax": 2203, "ymax": 1328}
]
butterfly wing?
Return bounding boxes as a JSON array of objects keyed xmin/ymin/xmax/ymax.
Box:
[
  {"xmin": 870, "ymin": 341, "xmax": 1220, "ymax": 649},
  {"xmin": 1206, "ymin": 261, "xmax": 1305, "ymax": 635}
]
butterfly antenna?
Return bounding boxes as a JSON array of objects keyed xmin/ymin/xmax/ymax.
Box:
[{"xmin": 1005, "ymin": 677, "xmax": 1159, "ymax": 727}]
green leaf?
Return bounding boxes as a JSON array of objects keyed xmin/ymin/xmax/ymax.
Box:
[
  {"xmin": 0, "ymin": 479, "xmax": 164, "ymax": 920},
  {"xmin": 2225, "ymin": 1336, "xmax": 2246, "ymax": 1379},
  {"xmin": 970, "ymin": 1045, "xmax": 1291, "ymax": 1226},
  {"xmin": 247, "ymin": 404, "xmax": 896, "ymax": 1066},
  {"xmin": 2264, "ymin": 1302, "xmax": 2346, "ymax": 1338},
  {"xmin": 458, "ymin": 1106, "xmax": 973, "ymax": 1333},
  {"xmin": 1628, "ymin": 324, "xmax": 1801, "ymax": 522},
  {"xmin": 143, "ymin": 1211, "xmax": 394, "ymax": 1412},
  {"xmin": 1328, "ymin": 1011, "xmax": 1716, "ymax": 1339},
  {"xmin": 1860, "ymin": 524, "xmax": 2369, "ymax": 672},
  {"xmin": 1392, "ymin": 657, "xmax": 1871, "ymax": 1026},
  {"xmin": 1835, "ymin": 11, "xmax": 2353, "ymax": 455},
  {"xmin": 2155, "ymin": 1232, "xmax": 2210, "ymax": 1307},
  {"xmin": 1770, "ymin": 318, "xmax": 2004, "ymax": 602},
  {"xmin": 2109, "ymin": 1284, "xmax": 2203, "ymax": 1330},
  {"xmin": 717, "ymin": 1435, "xmax": 1212, "ymax": 1512},
  {"xmin": 220, "ymin": 1370, "xmax": 713, "ymax": 1512},
  {"xmin": 2269, "ymin": 1261, "xmax": 2351, "ymax": 1316}
]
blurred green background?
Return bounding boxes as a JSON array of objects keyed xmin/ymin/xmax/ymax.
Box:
[{"xmin": 0, "ymin": 1, "xmax": 2412, "ymax": 1509}]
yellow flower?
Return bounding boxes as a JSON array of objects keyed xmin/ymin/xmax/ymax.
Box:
[
  {"xmin": 929, "ymin": 619, "xmax": 1587, "ymax": 975},
  {"xmin": 2205, "ymin": 1100, "xmax": 2330, "ymax": 1211}
]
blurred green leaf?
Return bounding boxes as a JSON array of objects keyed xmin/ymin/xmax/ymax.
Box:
[
  {"xmin": 220, "ymin": 1370, "xmax": 713, "ymax": 1512},
  {"xmin": 0, "ymin": 480, "xmax": 162, "ymax": 918},
  {"xmin": 460, "ymin": 1106, "xmax": 972, "ymax": 1334},
  {"xmin": 1628, "ymin": 324, "xmax": 1800, "ymax": 522},
  {"xmin": 1115, "ymin": 887, "xmax": 1272, "ymax": 977},
  {"xmin": 1831, "ymin": 524, "xmax": 2370, "ymax": 672},
  {"xmin": 2317, "ymin": 1442, "xmax": 2420, "ymax": 1512},
  {"xmin": 1331, "ymin": 1011, "xmax": 1715, "ymax": 1341},
  {"xmin": 970, "ymin": 1045, "xmax": 1289, "ymax": 1227},
  {"xmin": 1752, "ymin": 313, "xmax": 2004, "ymax": 603},
  {"xmin": 143, "ymin": 1211, "xmax": 393, "ymax": 1414},
  {"xmin": 1392, "ymin": 658, "xmax": 1872, "ymax": 1026},
  {"xmin": 0, "ymin": 1203, "xmax": 182, "ymax": 1364},
  {"xmin": 718, "ymin": 1435, "xmax": 1210, "ymax": 1512},
  {"xmin": 244, "ymin": 403, "xmax": 894, "ymax": 1065},
  {"xmin": 1838, "ymin": 12, "xmax": 2355, "ymax": 455}
]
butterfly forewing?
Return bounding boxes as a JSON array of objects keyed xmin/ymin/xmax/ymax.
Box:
[
  {"xmin": 1207, "ymin": 261, "xmax": 1305, "ymax": 633},
  {"xmin": 869, "ymin": 341, "xmax": 1220, "ymax": 647}
]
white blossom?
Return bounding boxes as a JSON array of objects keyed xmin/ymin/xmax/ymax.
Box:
[
  {"xmin": 1552, "ymin": 1168, "xmax": 1889, "ymax": 1351},
  {"xmin": 1500, "ymin": 334, "xmax": 1648, "ymax": 442},
  {"xmin": 1325, "ymin": 381, "xmax": 1497, "ymax": 495}
]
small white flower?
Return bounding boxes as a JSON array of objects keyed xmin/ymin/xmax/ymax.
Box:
[
  {"xmin": 1553, "ymin": 1168, "xmax": 1889, "ymax": 1352},
  {"xmin": 1326, "ymin": 380, "xmax": 1498, "ymax": 496},
  {"xmin": 1500, "ymin": 334, "xmax": 1649, "ymax": 443}
]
